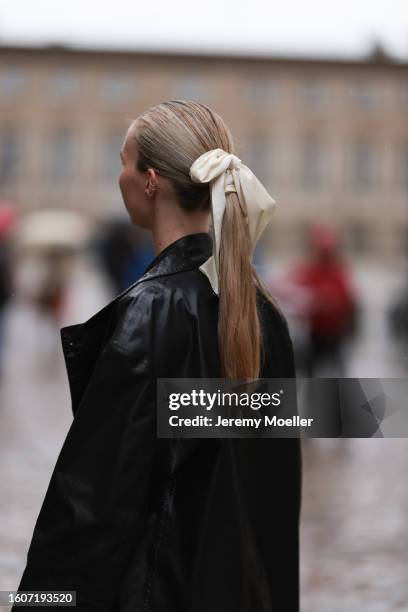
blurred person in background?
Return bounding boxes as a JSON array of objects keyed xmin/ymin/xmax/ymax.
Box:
[
  {"xmin": 34, "ymin": 250, "xmax": 71, "ymax": 326},
  {"xmin": 11, "ymin": 249, "xmax": 73, "ymax": 368},
  {"xmin": 268, "ymin": 272, "xmax": 312, "ymax": 376},
  {"xmin": 119, "ymin": 228, "xmax": 155, "ymax": 291},
  {"xmin": 287, "ymin": 224, "xmax": 359, "ymax": 377},
  {"xmin": 93, "ymin": 216, "xmax": 155, "ymax": 294},
  {"xmin": 13, "ymin": 209, "xmax": 97, "ymax": 361},
  {"xmin": 14, "ymin": 100, "xmax": 302, "ymax": 612}
]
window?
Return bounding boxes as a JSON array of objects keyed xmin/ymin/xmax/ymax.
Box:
[
  {"xmin": 173, "ymin": 74, "xmax": 210, "ymax": 102},
  {"xmin": 300, "ymin": 137, "xmax": 326, "ymax": 190},
  {"xmin": 100, "ymin": 74, "xmax": 133, "ymax": 107},
  {"xmin": 298, "ymin": 80, "xmax": 328, "ymax": 112},
  {"xmin": 47, "ymin": 128, "xmax": 74, "ymax": 183},
  {"xmin": 0, "ymin": 127, "xmax": 20, "ymax": 185},
  {"xmin": 247, "ymin": 78, "xmax": 280, "ymax": 111},
  {"xmin": 350, "ymin": 139, "xmax": 377, "ymax": 192},
  {"xmin": 247, "ymin": 136, "xmax": 274, "ymax": 184},
  {"xmin": 0, "ymin": 68, "xmax": 26, "ymax": 104},
  {"xmin": 0, "ymin": 68, "xmax": 26, "ymax": 103},
  {"xmin": 47, "ymin": 71, "xmax": 80, "ymax": 106},
  {"xmin": 102, "ymin": 132, "xmax": 124, "ymax": 181},
  {"xmin": 348, "ymin": 81, "xmax": 380, "ymax": 111}
]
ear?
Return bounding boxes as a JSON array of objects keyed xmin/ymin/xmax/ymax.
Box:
[{"xmin": 147, "ymin": 168, "xmax": 159, "ymax": 183}]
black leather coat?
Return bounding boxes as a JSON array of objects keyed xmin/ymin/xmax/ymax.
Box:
[{"xmin": 15, "ymin": 232, "xmax": 302, "ymax": 612}]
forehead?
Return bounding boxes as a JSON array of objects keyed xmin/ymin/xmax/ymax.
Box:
[
  {"xmin": 122, "ymin": 121, "xmax": 139, "ymax": 156},
  {"xmin": 121, "ymin": 128, "xmax": 134, "ymax": 158}
]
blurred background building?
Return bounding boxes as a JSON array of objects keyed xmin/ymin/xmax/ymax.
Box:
[{"xmin": 1, "ymin": 43, "xmax": 407, "ymax": 260}]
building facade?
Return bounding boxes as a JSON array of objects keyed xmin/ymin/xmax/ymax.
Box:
[{"xmin": 0, "ymin": 44, "xmax": 407, "ymax": 258}]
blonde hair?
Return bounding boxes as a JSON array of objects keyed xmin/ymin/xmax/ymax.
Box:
[{"xmin": 129, "ymin": 100, "xmax": 279, "ymax": 380}]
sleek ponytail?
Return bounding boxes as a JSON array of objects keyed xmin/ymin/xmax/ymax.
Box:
[{"xmin": 129, "ymin": 99, "xmax": 280, "ymax": 380}]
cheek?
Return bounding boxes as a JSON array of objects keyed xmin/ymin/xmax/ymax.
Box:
[{"xmin": 119, "ymin": 169, "xmax": 136, "ymax": 201}]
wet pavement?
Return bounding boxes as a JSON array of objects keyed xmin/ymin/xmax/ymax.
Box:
[
  {"xmin": 0, "ymin": 257, "xmax": 407, "ymax": 611},
  {"xmin": 301, "ymin": 438, "xmax": 408, "ymax": 611}
]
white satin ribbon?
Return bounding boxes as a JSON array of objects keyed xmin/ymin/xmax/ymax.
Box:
[{"xmin": 190, "ymin": 148, "xmax": 277, "ymax": 295}]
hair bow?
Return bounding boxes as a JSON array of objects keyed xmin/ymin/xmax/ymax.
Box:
[{"xmin": 190, "ymin": 148, "xmax": 277, "ymax": 295}]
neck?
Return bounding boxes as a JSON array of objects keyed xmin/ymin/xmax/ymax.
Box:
[{"xmin": 151, "ymin": 203, "xmax": 210, "ymax": 255}]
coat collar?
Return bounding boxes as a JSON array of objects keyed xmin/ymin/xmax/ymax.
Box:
[
  {"xmin": 113, "ymin": 231, "xmax": 213, "ymax": 301},
  {"xmin": 61, "ymin": 231, "xmax": 213, "ymax": 342},
  {"xmin": 139, "ymin": 230, "xmax": 212, "ymax": 277}
]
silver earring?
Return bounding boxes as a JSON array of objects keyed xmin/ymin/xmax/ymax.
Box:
[{"xmin": 147, "ymin": 182, "xmax": 157, "ymax": 197}]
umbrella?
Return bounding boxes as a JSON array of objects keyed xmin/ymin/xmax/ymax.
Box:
[{"xmin": 16, "ymin": 208, "xmax": 94, "ymax": 252}]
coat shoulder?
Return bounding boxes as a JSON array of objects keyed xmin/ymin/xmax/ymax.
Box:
[
  {"xmin": 110, "ymin": 270, "xmax": 219, "ymax": 371},
  {"xmin": 115, "ymin": 269, "xmax": 217, "ymax": 331}
]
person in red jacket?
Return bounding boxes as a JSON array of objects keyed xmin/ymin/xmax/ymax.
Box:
[{"xmin": 289, "ymin": 224, "xmax": 359, "ymax": 377}]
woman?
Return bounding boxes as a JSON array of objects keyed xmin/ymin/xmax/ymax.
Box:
[{"xmin": 15, "ymin": 101, "xmax": 302, "ymax": 611}]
